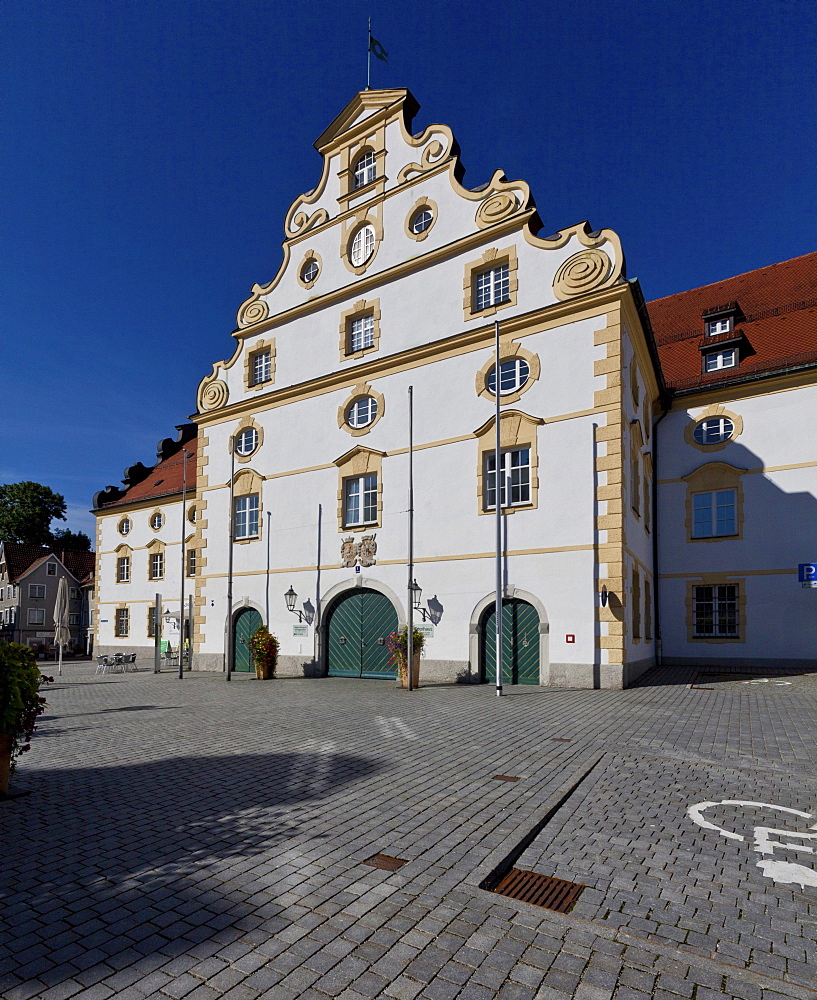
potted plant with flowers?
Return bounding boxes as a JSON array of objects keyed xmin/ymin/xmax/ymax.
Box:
[
  {"xmin": 0, "ymin": 642, "xmax": 51, "ymax": 795},
  {"xmin": 249, "ymin": 625, "xmax": 279, "ymax": 680},
  {"xmin": 386, "ymin": 625, "xmax": 425, "ymax": 688}
]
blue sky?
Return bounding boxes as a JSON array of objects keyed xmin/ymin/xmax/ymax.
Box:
[{"xmin": 2, "ymin": 0, "xmax": 815, "ymax": 539}]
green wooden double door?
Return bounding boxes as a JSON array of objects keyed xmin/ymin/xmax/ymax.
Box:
[
  {"xmin": 233, "ymin": 607, "xmax": 263, "ymax": 672},
  {"xmin": 480, "ymin": 599, "xmax": 540, "ymax": 685},
  {"xmin": 327, "ymin": 590, "xmax": 399, "ymax": 679}
]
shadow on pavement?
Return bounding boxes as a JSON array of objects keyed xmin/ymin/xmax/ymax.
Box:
[{"xmin": 0, "ymin": 749, "xmax": 383, "ymax": 993}]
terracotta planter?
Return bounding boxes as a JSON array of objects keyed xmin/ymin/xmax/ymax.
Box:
[
  {"xmin": 400, "ymin": 651, "xmax": 421, "ymax": 689},
  {"xmin": 0, "ymin": 734, "xmax": 13, "ymax": 796}
]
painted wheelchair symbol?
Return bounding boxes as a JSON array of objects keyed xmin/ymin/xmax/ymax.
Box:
[{"xmin": 688, "ymin": 800, "xmax": 817, "ymax": 889}]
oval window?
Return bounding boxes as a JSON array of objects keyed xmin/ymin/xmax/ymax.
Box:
[
  {"xmin": 235, "ymin": 427, "xmax": 259, "ymax": 456},
  {"xmin": 119, "ymin": 518, "xmax": 131, "ymax": 535},
  {"xmin": 693, "ymin": 416, "xmax": 734, "ymax": 445},
  {"xmin": 487, "ymin": 358, "xmax": 530, "ymax": 396},
  {"xmin": 350, "ymin": 224, "xmax": 375, "ymax": 267},
  {"xmin": 301, "ymin": 258, "xmax": 319, "ymax": 284},
  {"xmin": 187, "ymin": 505, "xmax": 197, "ymax": 524},
  {"xmin": 150, "ymin": 512, "xmax": 164, "ymax": 530},
  {"xmin": 410, "ymin": 208, "xmax": 433, "ymax": 234},
  {"xmin": 347, "ymin": 396, "xmax": 378, "ymax": 429}
]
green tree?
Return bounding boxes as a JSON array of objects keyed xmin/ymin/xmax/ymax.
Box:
[
  {"xmin": 50, "ymin": 527, "xmax": 92, "ymax": 552},
  {"xmin": 0, "ymin": 482, "xmax": 67, "ymax": 546}
]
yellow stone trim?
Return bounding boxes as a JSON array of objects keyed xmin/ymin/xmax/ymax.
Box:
[
  {"xmin": 661, "ymin": 567, "xmax": 795, "ymax": 579},
  {"xmin": 474, "ymin": 341, "xmax": 540, "ymax": 405},
  {"xmin": 334, "ymin": 446, "xmax": 385, "ymax": 532},
  {"xmin": 245, "ymin": 338, "xmax": 276, "ymax": 393},
  {"xmin": 116, "ymin": 516, "xmax": 132, "ymax": 536},
  {"xmin": 149, "ymin": 509, "xmax": 165, "ymax": 532},
  {"xmin": 404, "ymin": 197, "xmax": 438, "ymax": 242},
  {"xmin": 473, "ymin": 410, "xmax": 543, "ymax": 516},
  {"xmin": 337, "ymin": 130, "xmax": 387, "ymax": 203},
  {"xmin": 630, "ymin": 421, "xmax": 643, "ymax": 517},
  {"xmin": 683, "ymin": 462, "xmax": 746, "ymax": 543},
  {"xmin": 683, "ymin": 403, "xmax": 743, "ymax": 452},
  {"xmin": 232, "ymin": 415, "xmax": 264, "ymax": 465},
  {"xmin": 685, "ymin": 574, "xmax": 746, "ymax": 644},
  {"xmin": 339, "ymin": 298, "xmax": 381, "ymax": 362},
  {"xmin": 338, "ymin": 382, "xmax": 385, "ymax": 437},
  {"xmin": 659, "ymin": 458, "xmax": 817, "ymax": 485},
  {"xmin": 114, "ymin": 545, "xmax": 132, "ymax": 586},
  {"xmin": 296, "ymin": 249, "xmax": 323, "ymax": 290},
  {"xmin": 462, "ymin": 245, "xmax": 518, "ymax": 321},
  {"xmin": 232, "ymin": 468, "xmax": 263, "ymax": 545},
  {"xmin": 146, "ymin": 538, "xmax": 166, "ymax": 581},
  {"xmin": 114, "ymin": 603, "xmax": 130, "ymax": 638}
]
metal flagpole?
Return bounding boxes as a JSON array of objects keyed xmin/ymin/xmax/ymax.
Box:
[
  {"xmin": 407, "ymin": 385, "xmax": 414, "ymax": 692},
  {"xmin": 226, "ymin": 437, "xmax": 235, "ymax": 682},
  {"xmin": 495, "ymin": 320, "xmax": 503, "ymax": 697},
  {"xmin": 265, "ymin": 510, "xmax": 272, "ymax": 624},
  {"xmin": 367, "ymin": 18, "xmax": 371, "ymax": 90},
  {"xmin": 153, "ymin": 593, "xmax": 161, "ymax": 673},
  {"xmin": 179, "ymin": 450, "xmax": 189, "ymax": 680},
  {"xmin": 188, "ymin": 594, "xmax": 194, "ymax": 672}
]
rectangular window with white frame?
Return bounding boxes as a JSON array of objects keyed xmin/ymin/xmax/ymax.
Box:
[
  {"xmin": 117, "ymin": 556, "xmax": 130, "ymax": 582},
  {"xmin": 704, "ymin": 349, "xmax": 736, "ymax": 372},
  {"xmin": 234, "ymin": 495, "xmax": 260, "ymax": 539},
  {"xmin": 348, "ymin": 313, "xmax": 375, "ymax": 354},
  {"xmin": 251, "ymin": 349, "xmax": 272, "ymax": 385},
  {"xmin": 28, "ymin": 608, "xmax": 45, "ymax": 625},
  {"xmin": 187, "ymin": 549, "xmax": 197, "ymax": 576},
  {"xmin": 484, "ymin": 448, "xmax": 531, "ymax": 510},
  {"xmin": 474, "ymin": 263, "xmax": 510, "ymax": 311},
  {"xmin": 147, "ymin": 606, "xmax": 156, "ymax": 638},
  {"xmin": 693, "ymin": 584, "xmax": 739, "ymax": 637},
  {"xmin": 149, "ymin": 552, "xmax": 164, "ymax": 580},
  {"xmin": 116, "ymin": 608, "xmax": 130, "ymax": 637},
  {"xmin": 692, "ymin": 489, "xmax": 737, "ymax": 538},
  {"xmin": 344, "ymin": 474, "xmax": 378, "ymax": 527},
  {"xmin": 706, "ymin": 317, "xmax": 732, "ymax": 336},
  {"xmin": 29, "ymin": 584, "xmax": 46, "ymax": 599}
]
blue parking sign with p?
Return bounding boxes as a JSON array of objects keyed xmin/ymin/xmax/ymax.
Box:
[{"xmin": 798, "ymin": 563, "xmax": 817, "ymax": 582}]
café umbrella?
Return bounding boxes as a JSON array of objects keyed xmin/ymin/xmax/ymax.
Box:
[{"xmin": 53, "ymin": 576, "xmax": 71, "ymax": 676}]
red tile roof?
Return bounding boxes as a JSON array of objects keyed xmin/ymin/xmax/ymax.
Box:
[
  {"xmin": 99, "ymin": 437, "xmax": 198, "ymax": 508},
  {"xmin": 647, "ymin": 251, "xmax": 817, "ymax": 394},
  {"xmin": 0, "ymin": 544, "xmax": 96, "ymax": 583}
]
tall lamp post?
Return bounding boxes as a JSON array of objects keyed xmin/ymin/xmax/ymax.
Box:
[
  {"xmin": 226, "ymin": 435, "xmax": 236, "ymax": 682},
  {"xmin": 179, "ymin": 449, "xmax": 192, "ymax": 680}
]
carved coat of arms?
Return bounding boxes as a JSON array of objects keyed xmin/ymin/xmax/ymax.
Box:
[{"xmin": 340, "ymin": 534, "xmax": 377, "ymax": 568}]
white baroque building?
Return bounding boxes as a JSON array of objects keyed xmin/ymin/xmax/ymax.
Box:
[{"xmin": 93, "ymin": 89, "xmax": 817, "ymax": 685}]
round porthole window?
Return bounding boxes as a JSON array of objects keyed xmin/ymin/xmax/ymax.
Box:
[
  {"xmin": 235, "ymin": 427, "xmax": 259, "ymax": 456},
  {"xmin": 347, "ymin": 396, "xmax": 378, "ymax": 429},
  {"xmin": 150, "ymin": 512, "xmax": 164, "ymax": 530},
  {"xmin": 119, "ymin": 518, "xmax": 131, "ymax": 535},
  {"xmin": 301, "ymin": 258, "xmax": 319, "ymax": 284},
  {"xmin": 693, "ymin": 416, "xmax": 734, "ymax": 445},
  {"xmin": 487, "ymin": 358, "xmax": 530, "ymax": 396},
  {"xmin": 187, "ymin": 505, "xmax": 197, "ymax": 524},
  {"xmin": 350, "ymin": 224, "xmax": 375, "ymax": 267},
  {"xmin": 410, "ymin": 208, "xmax": 433, "ymax": 234}
]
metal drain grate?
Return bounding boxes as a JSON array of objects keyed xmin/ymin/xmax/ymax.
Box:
[
  {"xmin": 362, "ymin": 853, "xmax": 408, "ymax": 871},
  {"xmin": 492, "ymin": 774, "xmax": 521, "ymax": 782},
  {"xmin": 492, "ymin": 867, "xmax": 585, "ymax": 912}
]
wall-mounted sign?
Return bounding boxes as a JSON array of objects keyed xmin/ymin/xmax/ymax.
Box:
[
  {"xmin": 293, "ymin": 624, "xmax": 309, "ymax": 637},
  {"xmin": 798, "ymin": 563, "xmax": 817, "ymax": 587},
  {"xmin": 417, "ymin": 624, "xmax": 434, "ymax": 638}
]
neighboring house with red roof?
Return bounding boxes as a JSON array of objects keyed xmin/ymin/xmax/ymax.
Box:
[
  {"xmin": 92, "ymin": 424, "xmax": 198, "ymax": 658},
  {"xmin": 649, "ymin": 250, "xmax": 817, "ymax": 666},
  {"xmin": 0, "ymin": 544, "xmax": 95, "ymax": 654}
]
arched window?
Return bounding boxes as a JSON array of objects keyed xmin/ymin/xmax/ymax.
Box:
[{"xmin": 353, "ymin": 150, "xmax": 376, "ymax": 189}]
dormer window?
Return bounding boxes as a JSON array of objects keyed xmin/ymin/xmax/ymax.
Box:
[
  {"xmin": 704, "ymin": 349, "xmax": 737, "ymax": 373},
  {"xmin": 706, "ymin": 317, "xmax": 733, "ymax": 336},
  {"xmin": 353, "ymin": 151, "xmax": 376, "ymax": 189}
]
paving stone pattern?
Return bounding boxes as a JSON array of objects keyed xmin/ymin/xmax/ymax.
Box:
[{"xmin": 1, "ymin": 662, "xmax": 816, "ymax": 1000}]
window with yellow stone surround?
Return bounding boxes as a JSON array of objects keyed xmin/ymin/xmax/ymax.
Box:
[{"xmin": 463, "ymin": 246, "xmax": 518, "ymax": 321}]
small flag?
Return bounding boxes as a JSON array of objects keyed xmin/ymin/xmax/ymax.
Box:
[{"xmin": 369, "ymin": 35, "xmax": 388, "ymax": 63}]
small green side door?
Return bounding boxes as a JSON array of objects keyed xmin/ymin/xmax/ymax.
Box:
[
  {"xmin": 481, "ymin": 599, "xmax": 540, "ymax": 685},
  {"xmin": 234, "ymin": 608, "xmax": 263, "ymax": 672},
  {"xmin": 327, "ymin": 590, "xmax": 398, "ymax": 678}
]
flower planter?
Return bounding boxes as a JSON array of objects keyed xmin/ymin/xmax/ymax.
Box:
[
  {"xmin": 400, "ymin": 651, "xmax": 421, "ymax": 689},
  {"xmin": 0, "ymin": 734, "xmax": 13, "ymax": 795},
  {"xmin": 255, "ymin": 661, "xmax": 272, "ymax": 680}
]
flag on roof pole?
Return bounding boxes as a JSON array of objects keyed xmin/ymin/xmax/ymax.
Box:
[{"xmin": 369, "ymin": 35, "xmax": 388, "ymax": 63}]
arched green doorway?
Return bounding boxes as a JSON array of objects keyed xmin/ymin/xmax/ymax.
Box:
[
  {"xmin": 327, "ymin": 589, "xmax": 399, "ymax": 679},
  {"xmin": 480, "ymin": 599, "xmax": 540, "ymax": 685},
  {"xmin": 234, "ymin": 607, "xmax": 263, "ymax": 672}
]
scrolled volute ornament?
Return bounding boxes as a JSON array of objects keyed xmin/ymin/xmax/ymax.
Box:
[
  {"xmin": 475, "ymin": 191, "xmax": 518, "ymax": 229},
  {"xmin": 552, "ymin": 249, "xmax": 612, "ymax": 300},
  {"xmin": 198, "ymin": 377, "xmax": 229, "ymax": 412},
  {"xmin": 288, "ymin": 208, "xmax": 329, "ymax": 237},
  {"xmin": 237, "ymin": 297, "xmax": 269, "ymax": 329}
]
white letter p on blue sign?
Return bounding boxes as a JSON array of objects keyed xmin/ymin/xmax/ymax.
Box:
[{"xmin": 798, "ymin": 563, "xmax": 817, "ymax": 582}]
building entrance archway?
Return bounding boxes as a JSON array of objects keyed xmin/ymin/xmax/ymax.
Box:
[
  {"xmin": 479, "ymin": 598, "xmax": 540, "ymax": 685},
  {"xmin": 233, "ymin": 607, "xmax": 263, "ymax": 672},
  {"xmin": 326, "ymin": 589, "xmax": 398, "ymax": 679}
]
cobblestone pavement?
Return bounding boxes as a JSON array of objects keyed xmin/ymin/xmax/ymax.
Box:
[{"xmin": 2, "ymin": 662, "xmax": 816, "ymax": 1000}]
